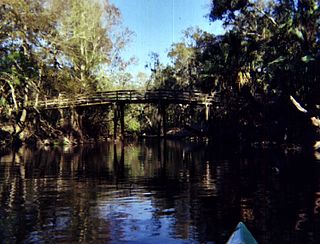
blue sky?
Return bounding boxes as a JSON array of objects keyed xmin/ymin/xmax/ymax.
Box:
[{"xmin": 109, "ymin": 0, "xmax": 224, "ymax": 75}]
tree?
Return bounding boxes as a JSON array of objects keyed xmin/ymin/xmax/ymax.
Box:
[
  {"xmin": 0, "ymin": 0, "xmax": 58, "ymax": 141},
  {"xmin": 208, "ymin": 0, "xmax": 320, "ymax": 99},
  {"xmin": 206, "ymin": 0, "xmax": 320, "ymax": 145},
  {"xmin": 0, "ymin": 0, "xmax": 134, "ymax": 144},
  {"xmin": 49, "ymin": 0, "xmax": 133, "ymax": 94}
]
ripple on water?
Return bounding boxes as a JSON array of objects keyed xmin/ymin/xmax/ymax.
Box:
[{"xmin": 1, "ymin": 142, "xmax": 320, "ymax": 243}]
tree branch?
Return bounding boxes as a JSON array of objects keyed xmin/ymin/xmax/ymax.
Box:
[
  {"xmin": 252, "ymin": 5, "xmax": 278, "ymax": 27},
  {"xmin": 0, "ymin": 75, "xmax": 18, "ymax": 111},
  {"xmin": 290, "ymin": 95, "xmax": 320, "ymax": 130},
  {"xmin": 289, "ymin": 95, "xmax": 308, "ymax": 113}
]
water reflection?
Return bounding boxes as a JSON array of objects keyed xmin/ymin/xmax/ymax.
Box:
[{"xmin": 0, "ymin": 140, "xmax": 320, "ymax": 243}]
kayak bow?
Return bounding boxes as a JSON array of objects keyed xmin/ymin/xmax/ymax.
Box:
[{"xmin": 226, "ymin": 222, "xmax": 258, "ymax": 244}]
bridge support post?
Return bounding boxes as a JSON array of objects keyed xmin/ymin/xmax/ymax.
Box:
[
  {"xmin": 113, "ymin": 103, "xmax": 125, "ymax": 141},
  {"xmin": 205, "ymin": 103, "xmax": 210, "ymax": 121},
  {"xmin": 119, "ymin": 103, "xmax": 125, "ymax": 141},
  {"xmin": 113, "ymin": 104, "xmax": 118, "ymax": 141},
  {"xmin": 158, "ymin": 103, "xmax": 167, "ymax": 138},
  {"xmin": 113, "ymin": 143, "xmax": 125, "ymax": 179},
  {"xmin": 58, "ymin": 108, "xmax": 65, "ymax": 127}
]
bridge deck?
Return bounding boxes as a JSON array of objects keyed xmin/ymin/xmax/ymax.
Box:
[{"xmin": 29, "ymin": 90, "xmax": 218, "ymax": 110}]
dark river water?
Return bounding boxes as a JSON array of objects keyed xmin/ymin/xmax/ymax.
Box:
[{"xmin": 1, "ymin": 139, "xmax": 320, "ymax": 243}]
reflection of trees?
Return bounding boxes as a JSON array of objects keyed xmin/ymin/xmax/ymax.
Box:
[
  {"xmin": 1, "ymin": 141, "xmax": 234, "ymax": 242},
  {"xmin": 0, "ymin": 145, "xmax": 116, "ymax": 242},
  {"xmin": 1, "ymin": 142, "xmax": 320, "ymax": 243},
  {"xmin": 129, "ymin": 141, "xmax": 320, "ymax": 244},
  {"xmin": 231, "ymin": 151, "xmax": 320, "ymax": 244},
  {"xmin": 136, "ymin": 139, "xmax": 239, "ymax": 243}
]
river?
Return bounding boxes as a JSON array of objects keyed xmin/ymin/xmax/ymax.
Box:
[{"xmin": 0, "ymin": 139, "xmax": 320, "ymax": 243}]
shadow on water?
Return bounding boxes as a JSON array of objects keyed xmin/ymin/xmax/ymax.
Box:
[{"xmin": 0, "ymin": 140, "xmax": 320, "ymax": 243}]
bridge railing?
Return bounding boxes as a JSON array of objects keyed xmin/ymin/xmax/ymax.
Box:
[{"xmin": 29, "ymin": 89, "xmax": 217, "ymax": 109}]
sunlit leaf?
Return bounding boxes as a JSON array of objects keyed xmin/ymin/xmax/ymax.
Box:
[
  {"xmin": 290, "ymin": 28, "xmax": 304, "ymax": 41},
  {"xmin": 278, "ymin": 23, "xmax": 287, "ymax": 29},
  {"xmin": 237, "ymin": 70, "xmax": 251, "ymax": 87},
  {"xmin": 0, "ymin": 97, "xmax": 7, "ymax": 106},
  {"xmin": 301, "ymin": 55, "xmax": 315, "ymax": 63},
  {"xmin": 268, "ymin": 56, "xmax": 285, "ymax": 65},
  {"xmin": 13, "ymin": 77, "xmax": 20, "ymax": 85}
]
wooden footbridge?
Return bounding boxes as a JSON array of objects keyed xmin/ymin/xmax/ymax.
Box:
[
  {"xmin": 29, "ymin": 89, "xmax": 218, "ymax": 139},
  {"xmin": 31, "ymin": 90, "xmax": 216, "ymax": 109}
]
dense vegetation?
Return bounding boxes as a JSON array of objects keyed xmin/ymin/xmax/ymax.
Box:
[
  {"xmin": 0, "ymin": 0, "xmax": 135, "ymax": 144},
  {"xmin": 150, "ymin": 0, "xmax": 320, "ymax": 149},
  {"xmin": 1, "ymin": 0, "xmax": 319, "ymax": 149}
]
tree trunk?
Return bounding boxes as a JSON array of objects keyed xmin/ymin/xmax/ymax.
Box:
[
  {"xmin": 290, "ymin": 95, "xmax": 320, "ymax": 150},
  {"xmin": 70, "ymin": 108, "xmax": 84, "ymax": 142}
]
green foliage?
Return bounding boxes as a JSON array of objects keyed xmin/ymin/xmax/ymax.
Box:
[
  {"xmin": 0, "ymin": 0, "xmax": 53, "ymax": 118},
  {"xmin": 205, "ymin": 0, "xmax": 320, "ymax": 103},
  {"xmin": 209, "ymin": 0, "xmax": 249, "ymax": 21},
  {"xmin": 124, "ymin": 104, "xmax": 142, "ymax": 134},
  {"xmin": 145, "ymin": 0, "xmax": 319, "ymax": 141},
  {"xmin": 301, "ymin": 55, "xmax": 315, "ymax": 63},
  {"xmin": 125, "ymin": 116, "xmax": 140, "ymax": 133},
  {"xmin": 1, "ymin": 0, "xmax": 319, "ymax": 143},
  {"xmin": 45, "ymin": 0, "xmax": 134, "ymax": 94},
  {"xmin": 0, "ymin": 0, "xmax": 133, "ymax": 141}
]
